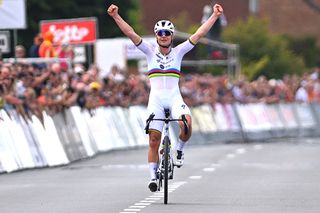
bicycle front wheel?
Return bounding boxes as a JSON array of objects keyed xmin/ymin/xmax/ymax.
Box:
[{"xmin": 163, "ymin": 136, "xmax": 170, "ymax": 204}]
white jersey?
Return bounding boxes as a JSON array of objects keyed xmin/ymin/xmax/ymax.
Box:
[
  {"xmin": 137, "ymin": 39, "xmax": 195, "ymax": 132},
  {"xmin": 137, "ymin": 39, "xmax": 194, "ymax": 91}
]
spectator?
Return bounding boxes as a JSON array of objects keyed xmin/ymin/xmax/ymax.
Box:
[
  {"xmin": 29, "ymin": 33, "xmax": 43, "ymax": 57},
  {"xmin": 39, "ymin": 31, "xmax": 57, "ymax": 58},
  {"xmin": 56, "ymin": 38, "xmax": 74, "ymax": 71},
  {"xmin": 15, "ymin": 45, "xmax": 26, "ymax": 58},
  {"xmin": 201, "ymin": 4, "xmax": 227, "ymax": 41},
  {"xmin": 108, "ymin": 65, "xmax": 125, "ymax": 84},
  {"xmin": 295, "ymin": 82, "xmax": 309, "ymax": 103},
  {"xmin": 201, "ymin": 3, "xmax": 227, "ymax": 59}
]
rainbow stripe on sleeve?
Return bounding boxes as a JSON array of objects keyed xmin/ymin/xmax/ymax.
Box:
[{"xmin": 147, "ymin": 68, "xmax": 181, "ymax": 78}]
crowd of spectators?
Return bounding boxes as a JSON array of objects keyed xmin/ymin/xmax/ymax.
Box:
[
  {"xmin": 1, "ymin": 59, "xmax": 320, "ymax": 121},
  {"xmin": 1, "ymin": 37, "xmax": 320, "ymax": 123}
]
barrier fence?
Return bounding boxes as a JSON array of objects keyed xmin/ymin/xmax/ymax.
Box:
[{"xmin": 1, "ymin": 102, "xmax": 320, "ymax": 173}]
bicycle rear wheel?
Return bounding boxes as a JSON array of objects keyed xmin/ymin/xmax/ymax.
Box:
[{"xmin": 163, "ymin": 136, "xmax": 170, "ymax": 204}]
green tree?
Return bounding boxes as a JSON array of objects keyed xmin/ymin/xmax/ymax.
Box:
[
  {"xmin": 285, "ymin": 35, "xmax": 320, "ymax": 68},
  {"xmin": 17, "ymin": 0, "xmax": 142, "ymax": 50},
  {"xmin": 222, "ymin": 17, "xmax": 306, "ymax": 80}
]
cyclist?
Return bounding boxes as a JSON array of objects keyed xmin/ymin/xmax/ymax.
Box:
[{"xmin": 107, "ymin": 3, "xmax": 224, "ymax": 192}]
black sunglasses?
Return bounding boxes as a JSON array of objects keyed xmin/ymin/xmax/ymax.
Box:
[{"xmin": 156, "ymin": 30, "xmax": 172, "ymax": 37}]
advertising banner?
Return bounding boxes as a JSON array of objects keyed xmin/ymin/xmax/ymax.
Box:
[
  {"xmin": 128, "ymin": 106, "xmax": 149, "ymax": 146},
  {"xmin": 0, "ymin": 0, "xmax": 26, "ymax": 29},
  {"xmin": 264, "ymin": 104, "xmax": 285, "ymax": 129},
  {"xmin": 278, "ymin": 103, "xmax": 299, "ymax": 128},
  {"xmin": 192, "ymin": 105, "xmax": 217, "ymax": 133},
  {"xmin": 52, "ymin": 110, "xmax": 88, "ymax": 161},
  {"xmin": 29, "ymin": 113, "xmax": 69, "ymax": 166},
  {"xmin": 294, "ymin": 103, "xmax": 316, "ymax": 128},
  {"xmin": 5, "ymin": 111, "xmax": 36, "ymax": 170},
  {"xmin": 0, "ymin": 110, "xmax": 20, "ymax": 172},
  {"xmin": 214, "ymin": 103, "xmax": 240, "ymax": 131},
  {"xmin": 40, "ymin": 18, "xmax": 97, "ymax": 44},
  {"xmin": 235, "ymin": 104, "xmax": 260, "ymax": 131},
  {"xmin": 0, "ymin": 31, "xmax": 10, "ymax": 53},
  {"xmin": 70, "ymin": 106, "xmax": 98, "ymax": 157},
  {"xmin": 83, "ymin": 108, "xmax": 113, "ymax": 151}
]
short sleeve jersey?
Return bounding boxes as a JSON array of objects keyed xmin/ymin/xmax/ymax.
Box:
[{"xmin": 136, "ymin": 39, "xmax": 195, "ymax": 92}]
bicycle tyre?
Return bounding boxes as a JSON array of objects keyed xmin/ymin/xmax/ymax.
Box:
[{"xmin": 163, "ymin": 136, "xmax": 170, "ymax": 204}]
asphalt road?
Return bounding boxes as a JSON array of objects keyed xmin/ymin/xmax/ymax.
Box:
[{"xmin": 1, "ymin": 138, "xmax": 320, "ymax": 213}]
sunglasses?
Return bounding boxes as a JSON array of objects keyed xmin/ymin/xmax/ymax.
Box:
[{"xmin": 156, "ymin": 30, "xmax": 172, "ymax": 37}]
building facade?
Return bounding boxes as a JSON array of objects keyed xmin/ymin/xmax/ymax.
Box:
[{"xmin": 140, "ymin": 0, "xmax": 320, "ymax": 45}]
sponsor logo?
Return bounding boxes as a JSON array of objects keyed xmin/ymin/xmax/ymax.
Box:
[{"xmin": 40, "ymin": 18, "xmax": 96, "ymax": 44}]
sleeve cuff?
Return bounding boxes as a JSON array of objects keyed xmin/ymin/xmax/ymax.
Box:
[
  {"xmin": 135, "ymin": 39, "xmax": 143, "ymax": 46},
  {"xmin": 188, "ymin": 38, "xmax": 196, "ymax": 46}
]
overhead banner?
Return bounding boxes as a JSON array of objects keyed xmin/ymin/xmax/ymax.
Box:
[
  {"xmin": 0, "ymin": 0, "xmax": 26, "ymax": 29},
  {"xmin": 40, "ymin": 18, "xmax": 97, "ymax": 44}
]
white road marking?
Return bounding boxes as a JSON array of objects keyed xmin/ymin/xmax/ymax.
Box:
[
  {"xmin": 124, "ymin": 208, "xmax": 141, "ymax": 211},
  {"xmin": 189, "ymin": 176, "xmax": 202, "ymax": 179},
  {"xmin": 120, "ymin": 181, "xmax": 187, "ymax": 212},
  {"xmin": 226, "ymin": 153, "xmax": 235, "ymax": 159},
  {"xmin": 139, "ymin": 200, "xmax": 155, "ymax": 203},
  {"xmin": 145, "ymin": 197, "xmax": 160, "ymax": 200},
  {"xmin": 203, "ymin": 167, "xmax": 216, "ymax": 172},
  {"xmin": 236, "ymin": 148, "xmax": 246, "ymax": 154},
  {"xmin": 134, "ymin": 203, "xmax": 151, "ymax": 206},
  {"xmin": 129, "ymin": 206, "xmax": 146, "ymax": 209}
]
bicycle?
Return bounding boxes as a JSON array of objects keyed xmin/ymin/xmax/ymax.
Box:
[{"xmin": 145, "ymin": 108, "xmax": 189, "ymax": 204}]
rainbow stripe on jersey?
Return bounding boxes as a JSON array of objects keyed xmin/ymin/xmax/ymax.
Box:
[{"xmin": 147, "ymin": 68, "xmax": 181, "ymax": 78}]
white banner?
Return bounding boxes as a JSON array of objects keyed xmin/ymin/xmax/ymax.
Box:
[
  {"xmin": 0, "ymin": 31, "xmax": 10, "ymax": 53},
  {"xmin": 95, "ymin": 37, "xmax": 156, "ymax": 77},
  {"xmin": 29, "ymin": 113, "xmax": 69, "ymax": 166},
  {"xmin": 128, "ymin": 106, "xmax": 149, "ymax": 146},
  {"xmin": 264, "ymin": 105, "xmax": 285, "ymax": 129},
  {"xmin": 278, "ymin": 103, "xmax": 299, "ymax": 128},
  {"xmin": 0, "ymin": 110, "xmax": 20, "ymax": 172},
  {"xmin": 0, "ymin": 0, "xmax": 26, "ymax": 29},
  {"xmin": 294, "ymin": 103, "xmax": 316, "ymax": 128},
  {"xmin": 214, "ymin": 103, "xmax": 240, "ymax": 131},
  {"xmin": 83, "ymin": 108, "xmax": 113, "ymax": 151},
  {"xmin": 192, "ymin": 105, "xmax": 217, "ymax": 133},
  {"xmin": 235, "ymin": 103, "xmax": 260, "ymax": 131},
  {"xmin": 70, "ymin": 106, "xmax": 98, "ymax": 157}
]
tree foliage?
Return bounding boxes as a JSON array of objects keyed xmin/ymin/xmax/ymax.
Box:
[
  {"xmin": 285, "ymin": 35, "xmax": 320, "ymax": 68},
  {"xmin": 18, "ymin": 0, "xmax": 141, "ymax": 49},
  {"xmin": 222, "ymin": 17, "xmax": 306, "ymax": 80}
]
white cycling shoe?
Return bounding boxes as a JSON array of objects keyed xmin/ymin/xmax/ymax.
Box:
[{"xmin": 174, "ymin": 150, "xmax": 184, "ymax": 168}]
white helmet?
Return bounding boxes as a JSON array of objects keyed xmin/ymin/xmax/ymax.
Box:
[{"xmin": 154, "ymin": 20, "xmax": 175, "ymax": 34}]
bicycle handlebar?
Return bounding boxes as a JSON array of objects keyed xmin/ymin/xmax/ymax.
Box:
[{"xmin": 145, "ymin": 113, "xmax": 189, "ymax": 135}]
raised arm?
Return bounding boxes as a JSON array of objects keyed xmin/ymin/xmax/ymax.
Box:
[
  {"xmin": 107, "ymin": 4, "xmax": 142, "ymax": 45},
  {"xmin": 189, "ymin": 4, "xmax": 223, "ymax": 45}
]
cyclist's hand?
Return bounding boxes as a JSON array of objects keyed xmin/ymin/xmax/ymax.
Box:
[
  {"xmin": 107, "ymin": 4, "xmax": 119, "ymax": 17},
  {"xmin": 213, "ymin": 4, "xmax": 223, "ymax": 16}
]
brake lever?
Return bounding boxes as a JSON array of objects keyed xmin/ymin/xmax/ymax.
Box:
[
  {"xmin": 145, "ymin": 113, "xmax": 155, "ymax": 134},
  {"xmin": 181, "ymin": 115, "xmax": 189, "ymax": 135}
]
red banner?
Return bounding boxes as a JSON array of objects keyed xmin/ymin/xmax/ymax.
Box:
[{"xmin": 40, "ymin": 18, "xmax": 97, "ymax": 44}]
